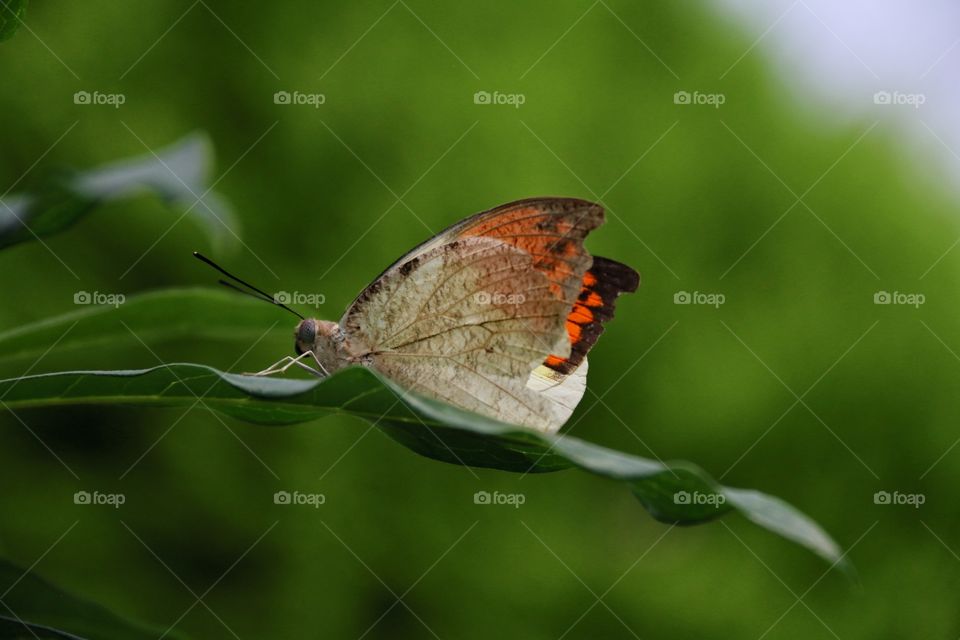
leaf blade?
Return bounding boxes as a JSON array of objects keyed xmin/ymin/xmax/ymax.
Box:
[
  {"xmin": 0, "ymin": 363, "xmax": 850, "ymax": 571},
  {"xmin": 0, "ymin": 288, "xmax": 286, "ymax": 364}
]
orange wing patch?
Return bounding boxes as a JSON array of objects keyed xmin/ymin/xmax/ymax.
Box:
[
  {"xmin": 542, "ymin": 256, "xmax": 640, "ymax": 376},
  {"xmin": 458, "ymin": 199, "xmax": 604, "ymax": 302}
]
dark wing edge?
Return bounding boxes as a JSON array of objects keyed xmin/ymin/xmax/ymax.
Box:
[{"xmin": 541, "ymin": 256, "xmax": 640, "ymax": 377}]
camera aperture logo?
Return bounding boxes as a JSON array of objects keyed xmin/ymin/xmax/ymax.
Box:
[
  {"xmin": 74, "ymin": 291, "xmax": 125, "ymax": 308},
  {"xmin": 873, "ymin": 490, "xmax": 924, "ymax": 508},
  {"xmin": 673, "ymin": 90, "xmax": 725, "ymax": 108},
  {"xmin": 673, "ymin": 490, "xmax": 725, "ymax": 508},
  {"xmin": 274, "ymin": 90, "xmax": 326, "ymax": 108},
  {"xmin": 74, "ymin": 490, "xmax": 125, "ymax": 508},
  {"xmin": 74, "ymin": 91, "xmax": 126, "ymax": 108},
  {"xmin": 473, "ymin": 490, "xmax": 525, "ymax": 508},
  {"xmin": 674, "ymin": 290, "xmax": 725, "ymax": 308},
  {"xmin": 273, "ymin": 490, "xmax": 326, "ymax": 508},
  {"xmin": 873, "ymin": 90, "xmax": 925, "ymax": 108},
  {"xmin": 274, "ymin": 291, "xmax": 326, "ymax": 308},
  {"xmin": 874, "ymin": 290, "xmax": 924, "ymax": 308},
  {"xmin": 473, "ymin": 90, "xmax": 525, "ymax": 108}
]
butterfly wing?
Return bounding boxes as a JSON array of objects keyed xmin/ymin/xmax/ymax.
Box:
[
  {"xmin": 534, "ymin": 256, "xmax": 640, "ymax": 380},
  {"xmin": 339, "ymin": 198, "xmax": 606, "ymax": 432},
  {"xmin": 341, "ymin": 236, "xmax": 577, "ymax": 430},
  {"xmin": 524, "ymin": 256, "xmax": 640, "ymax": 426},
  {"xmin": 344, "ymin": 197, "xmax": 604, "ymax": 306}
]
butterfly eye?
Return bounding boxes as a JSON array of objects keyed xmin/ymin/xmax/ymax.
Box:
[{"xmin": 294, "ymin": 319, "xmax": 317, "ymax": 355}]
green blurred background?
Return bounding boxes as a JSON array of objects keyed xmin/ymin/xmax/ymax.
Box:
[{"xmin": 1, "ymin": 1, "xmax": 958, "ymax": 638}]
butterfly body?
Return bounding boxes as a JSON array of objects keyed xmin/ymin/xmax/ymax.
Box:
[{"xmin": 285, "ymin": 198, "xmax": 639, "ymax": 434}]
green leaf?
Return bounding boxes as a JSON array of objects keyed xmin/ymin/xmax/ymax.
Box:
[
  {"xmin": 0, "ymin": 558, "xmax": 184, "ymax": 640},
  {"xmin": 0, "ymin": 133, "xmax": 237, "ymax": 252},
  {"xmin": 0, "ymin": 362, "xmax": 850, "ymax": 572},
  {"xmin": 0, "ymin": 288, "xmax": 290, "ymax": 364},
  {"xmin": 0, "ymin": 0, "xmax": 28, "ymax": 42}
]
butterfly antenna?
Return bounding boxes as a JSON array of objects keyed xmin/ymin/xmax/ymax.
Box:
[
  {"xmin": 193, "ymin": 252, "xmax": 304, "ymax": 320},
  {"xmin": 216, "ymin": 279, "xmax": 271, "ymax": 303}
]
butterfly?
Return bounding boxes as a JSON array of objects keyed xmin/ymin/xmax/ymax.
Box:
[{"xmin": 196, "ymin": 198, "xmax": 639, "ymax": 433}]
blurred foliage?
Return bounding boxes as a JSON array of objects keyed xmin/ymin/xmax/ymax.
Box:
[
  {"xmin": 0, "ymin": 133, "xmax": 236, "ymax": 253},
  {"xmin": 0, "ymin": 557, "xmax": 182, "ymax": 640},
  {"xmin": 0, "ymin": 0, "xmax": 27, "ymax": 42},
  {"xmin": 1, "ymin": 1, "xmax": 958, "ymax": 639}
]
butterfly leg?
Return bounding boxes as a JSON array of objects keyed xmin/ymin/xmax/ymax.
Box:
[
  {"xmin": 247, "ymin": 352, "xmax": 327, "ymax": 377},
  {"xmin": 246, "ymin": 356, "xmax": 301, "ymax": 376},
  {"xmin": 305, "ymin": 350, "xmax": 330, "ymax": 376}
]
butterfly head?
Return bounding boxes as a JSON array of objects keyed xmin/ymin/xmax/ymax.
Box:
[
  {"xmin": 192, "ymin": 252, "xmax": 350, "ymax": 374},
  {"xmin": 295, "ymin": 318, "xmax": 344, "ymax": 363}
]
